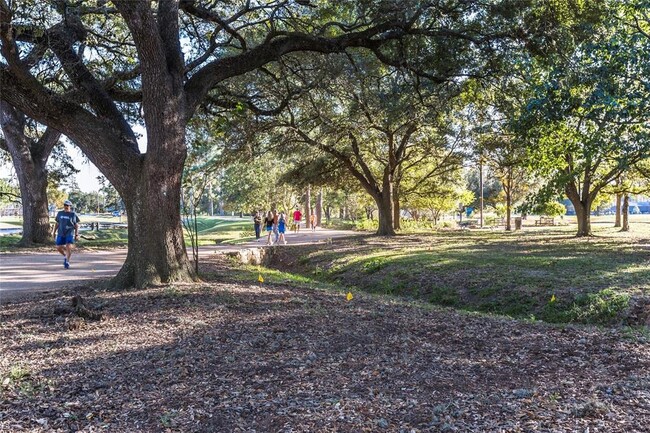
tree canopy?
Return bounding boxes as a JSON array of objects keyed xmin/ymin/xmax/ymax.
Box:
[{"xmin": 0, "ymin": 0, "xmax": 633, "ymax": 285}]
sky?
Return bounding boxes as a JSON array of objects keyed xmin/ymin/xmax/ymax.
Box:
[{"xmin": 69, "ymin": 145, "xmax": 103, "ymax": 192}]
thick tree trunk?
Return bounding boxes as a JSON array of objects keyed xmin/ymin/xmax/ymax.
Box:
[
  {"xmin": 573, "ymin": 200, "xmax": 592, "ymax": 237},
  {"xmin": 112, "ymin": 158, "xmax": 195, "ymax": 288},
  {"xmin": 431, "ymin": 209, "xmax": 440, "ymax": 225},
  {"xmin": 16, "ymin": 166, "xmax": 51, "ymax": 246},
  {"xmin": 614, "ymin": 193, "xmax": 622, "ymax": 227},
  {"xmin": 375, "ymin": 192, "xmax": 396, "ymax": 236},
  {"xmin": 565, "ymin": 180, "xmax": 593, "ymax": 237},
  {"xmin": 621, "ymin": 194, "xmax": 629, "ymax": 232}
]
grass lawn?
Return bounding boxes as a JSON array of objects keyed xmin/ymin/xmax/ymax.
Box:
[
  {"xmin": 0, "ymin": 215, "xmax": 253, "ymax": 250},
  {"xmin": 184, "ymin": 216, "xmax": 252, "ymax": 245},
  {"xmin": 266, "ymin": 215, "xmax": 650, "ymax": 326}
]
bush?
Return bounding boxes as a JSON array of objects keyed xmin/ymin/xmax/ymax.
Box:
[{"xmin": 354, "ymin": 218, "xmax": 378, "ymax": 231}]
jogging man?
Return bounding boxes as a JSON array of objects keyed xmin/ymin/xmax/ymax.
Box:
[{"xmin": 53, "ymin": 199, "xmax": 80, "ymax": 269}]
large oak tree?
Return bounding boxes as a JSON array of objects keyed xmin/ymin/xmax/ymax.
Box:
[
  {"xmin": 520, "ymin": 1, "xmax": 650, "ymax": 236},
  {"xmin": 0, "ymin": 103, "xmax": 63, "ymax": 245}
]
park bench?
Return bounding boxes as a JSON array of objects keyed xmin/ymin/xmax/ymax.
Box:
[{"xmin": 535, "ymin": 216, "xmax": 555, "ymax": 226}]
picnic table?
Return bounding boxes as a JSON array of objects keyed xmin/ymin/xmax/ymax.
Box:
[{"xmin": 535, "ymin": 216, "xmax": 555, "ymax": 226}]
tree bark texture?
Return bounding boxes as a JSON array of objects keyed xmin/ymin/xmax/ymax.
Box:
[
  {"xmin": 376, "ymin": 191, "xmax": 396, "ymax": 236},
  {"xmin": 371, "ymin": 163, "xmax": 396, "ymax": 235},
  {"xmin": 571, "ymin": 199, "xmax": 592, "ymax": 237},
  {"xmin": 113, "ymin": 144, "xmax": 195, "ymax": 288}
]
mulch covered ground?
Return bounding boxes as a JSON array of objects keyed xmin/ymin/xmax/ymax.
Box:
[{"xmin": 1, "ymin": 256, "xmax": 649, "ymax": 432}]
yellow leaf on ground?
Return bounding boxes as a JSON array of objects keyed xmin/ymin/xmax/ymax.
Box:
[
  {"xmin": 550, "ymin": 294, "xmax": 556, "ymax": 303},
  {"xmin": 258, "ymin": 274, "xmax": 264, "ymax": 283},
  {"xmin": 346, "ymin": 292, "xmax": 353, "ymax": 301}
]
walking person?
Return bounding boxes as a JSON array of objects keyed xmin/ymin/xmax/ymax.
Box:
[
  {"xmin": 278, "ymin": 212, "xmax": 288, "ymax": 245},
  {"xmin": 264, "ymin": 211, "xmax": 274, "ymax": 245},
  {"xmin": 310, "ymin": 212, "xmax": 317, "ymax": 232},
  {"xmin": 253, "ymin": 211, "xmax": 262, "ymax": 241},
  {"xmin": 272, "ymin": 209, "xmax": 280, "ymax": 243},
  {"xmin": 53, "ymin": 199, "xmax": 80, "ymax": 269},
  {"xmin": 292, "ymin": 207, "xmax": 302, "ymax": 233}
]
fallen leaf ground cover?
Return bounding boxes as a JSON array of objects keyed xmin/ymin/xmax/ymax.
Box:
[
  {"xmin": 1, "ymin": 253, "xmax": 649, "ymax": 432},
  {"xmin": 267, "ymin": 225, "xmax": 650, "ymax": 326}
]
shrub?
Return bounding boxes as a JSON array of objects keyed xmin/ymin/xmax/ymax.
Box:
[{"xmin": 354, "ymin": 218, "xmax": 378, "ymax": 231}]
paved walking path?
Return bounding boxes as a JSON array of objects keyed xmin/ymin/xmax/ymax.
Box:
[{"xmin": 0, "ymin": 228, "xmax": 359, "ymax": 302}]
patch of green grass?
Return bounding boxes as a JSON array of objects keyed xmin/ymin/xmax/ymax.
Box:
[
  {"xmin": 1, "ymin": 216, "xmax": 255, "ymax": 250},
  {"xmin": 428, "ymin": 286, "xmax": 459, "ymax": 307},
  {"xmin": 1, "ymin": 365, "xmax": 48, "ymax": 398},
  {"xmin": 266, "ymin": 226, "xmax": 648, "ymax": 326},
  {"xmin": 163, "ymin": 285, "xmax": 183, "ymax": 298},
  {"xmin": 159, "ymin": 411, "xmax": 177, "ymax": 428},
  {"xmin": 185, "ymin": 217, "xmax": 252, "ymax": 245},
  {"xmin": 8, "ymin": 365, "xmax": 30, "ymax": 381},
  {"xmin": 362, "ymin": 257, "xmax": 388, "ymax": 273},
  {"xmin": 540, "ymin": 289, "xmax": 631, "ymax": 325},
  {"xmin": 620, "ymin": 326, "xmax": 650, "ymax": 343},
  {"xmin": 0, "ymin": 234, "xmax": 21, "ymax": 249},
  {"xmin": 79, "ymin": 229, "xmax": 129, "ymax": 247}
]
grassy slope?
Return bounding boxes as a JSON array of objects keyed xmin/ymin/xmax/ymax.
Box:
[{"xmin": 267, "ymin": 221, "xmax": 650, "ymax": 326}]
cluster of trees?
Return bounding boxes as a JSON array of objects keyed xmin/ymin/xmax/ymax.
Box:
[{"xmin": 1, "ymin": 0, "xmax": 648, "ymax": 288}]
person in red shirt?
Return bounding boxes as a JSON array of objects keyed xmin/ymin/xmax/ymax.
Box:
[{"xmin": 292, "ymin": 207, "xmax": 302, "ymax": 233}]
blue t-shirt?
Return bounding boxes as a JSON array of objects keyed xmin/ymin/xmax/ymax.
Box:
[
  {"xmin": 278, "ymin": 218, "xmax": 286, "ymax": 233},
  {"xmin": 56, "ymin": 211, "xmax": 80, "ymax": 237}
]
